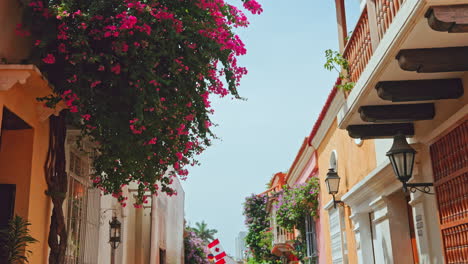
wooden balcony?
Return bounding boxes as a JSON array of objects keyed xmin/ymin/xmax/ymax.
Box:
[
  {"xmin": 341, "ymin": 0, "xmax": 407, "ymax": 84},
  {"xmin": 271, "ymin": 225, "xmax": 295, "ymax": 257},
  {"xmin": 273, "ymin": 226, "xmax": 295, "ymax": 245}
]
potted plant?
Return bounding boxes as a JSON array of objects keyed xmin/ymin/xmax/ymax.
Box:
[{"xmin": 0, "ymin": 215, "xmax": 38, "ymax": 264}]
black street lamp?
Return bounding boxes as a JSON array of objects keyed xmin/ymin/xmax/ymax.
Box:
[
  {"xmin": 109, "ymin": 216, "xmax": 121, "ymax": 264},
  {"xmin": 386, "ymin": 133, "xmax": 433, "ymax": 194},
  {"xmin": 325, "ymin": 168, "xmax": 344, "ymax": 208}
]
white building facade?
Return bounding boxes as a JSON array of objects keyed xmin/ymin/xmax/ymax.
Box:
[{"xmin": 65, "ymin": 131, "xmax": 185, "ymax": 264}]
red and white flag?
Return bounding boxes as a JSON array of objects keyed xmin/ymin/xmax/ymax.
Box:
[{"xmin": 208, "ymin": 239, "xmax": 227, "ymax": 261}]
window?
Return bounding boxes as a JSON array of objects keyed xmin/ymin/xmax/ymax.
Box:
[
  {"xmin": 328, "ymin": 207, "xmax": 348, "ymax": 264},
  {"xmin": 305, "ymin": 214, "xmax": 318, "ymax": 263},
  {"xmin": 65, "ymin": 149, "xmax": 100, "ymax": 264}
]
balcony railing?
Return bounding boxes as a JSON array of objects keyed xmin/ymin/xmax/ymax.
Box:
[
  {"xmin": 342, "ymin": 0, "xmax": 406, "ymax": 84},
  {"xmin": 273, "ymin": 226, "xmax": 295, "ymax": 245},
  {"xmin": 376, "ymin": 0, "xmax": 406, "ymax": 39},
  {"xmin": 343, "ymin": 7, "xmax": 372, "ymax": 84}
]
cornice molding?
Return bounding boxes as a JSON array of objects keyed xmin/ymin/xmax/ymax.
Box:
[
  {"xmin": 287, "ymin": 146, "xmax": 316, "ymax": 185},
  {"xmin": 0, "ymin": 65, "xmax": 59, "ymax": 122},
  {"xmin": 0, "ymin": 70, "xmax": 30, "ymax": 91},
  {"xmin": 342, "ymin": 161, "xmax": 401, "ymax": 212},
  {"xmin": 311, "ymin": 90, "xmax": 346, "ymax": 149}
]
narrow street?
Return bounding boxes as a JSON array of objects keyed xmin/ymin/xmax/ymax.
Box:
[{"xmin": 0, "ymin": 0, "xmax": 467, "ymax": 264}]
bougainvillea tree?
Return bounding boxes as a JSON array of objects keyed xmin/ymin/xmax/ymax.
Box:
[
  {"xmin": 17, "ymin": 0, "xmax": 262, "ymax": 262},
  {"xmin": 184, "ymin": 230, "xmax": 210, "ymax": 264},
  {"xmin": 274, "ymin": 178, "xmax": 320, "ymax": 261},
  {"xmin": 243, "ymin": 194, "xmax": 279, "ymax": 263}
]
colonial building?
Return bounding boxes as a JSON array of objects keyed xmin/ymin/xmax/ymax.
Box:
[
  {"xmin": 328, "ymin": 0, "xmax": 468, "ymax": 263},
  {"xmin": 0, "ymin": 1, "xmax": 186, "ymax": 263},
  {"xmin": 0, "ymin": 1, "xmax": 56, "ymax": 263},
  {"xmin": 258, "ymin": 1, "xmax": 467, "ymax": 263},
  {"xmin": 65, "ymin": 133, "xmax": 186, "ymax": 264}
]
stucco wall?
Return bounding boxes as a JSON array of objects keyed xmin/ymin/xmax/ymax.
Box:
[
  {"xmin": 315, "ymin": 119, "xmax": 377, "ymax": 264},
  {"xmin": 151, "ymin": 177, "xmax": 185, "ymax": 264},
  {"xmin": 0, "ymin": 0, "xmax": 31, "ymax": 63},
  {"xmin": 0, "ymin": 129, "xmax": 34, "ymax": 219},
  {"xmin": 0, "ymin": 80, "xmax": 52, "ymax": 264}
]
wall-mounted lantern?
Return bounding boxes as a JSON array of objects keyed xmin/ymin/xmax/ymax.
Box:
[
  {"xmin": 109, "ymin": 216, "xmax": 121, "ymax": 249},
  {"xmin": 325, "ymin": 168, "xmax": 344, "ymax": 208},
  {"xmin": 109, "ymin": 216, "xmax": 121, "ymax": 264},
  {"xmin": 386, "ymin": 133, "xmax": 433, "ymax": 194}
]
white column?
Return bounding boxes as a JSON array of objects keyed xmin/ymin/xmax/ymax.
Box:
[
  {"xmin": 350, "ymin": 212, "xmax": 375, "ymax": 264},
  {"xmin": 369, "ymin": 196, "xmax": 392, "ymax": 264}
]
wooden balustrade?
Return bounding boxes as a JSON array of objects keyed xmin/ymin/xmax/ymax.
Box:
[
  {"xmin": 375, "ymin": 0, "xmax": 406, "ymax": 39},
  {"xmin": 342, "ymin": 0, "xmax": 406, "ymax": 85},
  {"xmin": 273, "ymin": 225, "xmax": 295, "ymax": 244},
  {"xmin": 343, "ymin": 8, "xmax": 373, "ymax": 84}
]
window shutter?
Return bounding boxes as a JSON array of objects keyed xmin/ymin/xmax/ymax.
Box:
[
  {"xmin": 430, "ymin": 120, "xmax": 468, "ymax": 263},
  {"xmin": 329, "ymin": 208, "xmax": 344, "ymax": 264}
]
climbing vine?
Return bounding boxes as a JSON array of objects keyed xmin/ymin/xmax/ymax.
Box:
[
  {"xmin": 243, "ymin": 194, "xmax": 280, "ymax": 263},
  {"xmin": 274, "ymin": 178, "xmax": 320, "ymax": 262}
]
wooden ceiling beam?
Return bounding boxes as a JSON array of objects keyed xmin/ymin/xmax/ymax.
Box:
[
  {"xmin": 426, "ymin": 5, "xmax": 468, "ymax": 33},
  {"xmin": 376, "ymin": 79, "xmax": 464, "ymax": 102},
  {"xmin": 347, "ymin": 123, "xmax": 414, "ymax": 139},
  {"xmin": 359, "ymin": 103, "xmax": 435, "ymax": 123},
  {"xmin": 396, "ymin": 46, "xmax": 468, "ymax": 73}
]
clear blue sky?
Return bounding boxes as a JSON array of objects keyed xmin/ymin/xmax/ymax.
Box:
[{"xmin": 181, "ymin": 0, "xmax": 360, "ymax": 255}]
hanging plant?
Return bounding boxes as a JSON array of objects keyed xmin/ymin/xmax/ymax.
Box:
[{"xmin": 274, "ymin": 178, "xmax": 320, "ymax": 232}]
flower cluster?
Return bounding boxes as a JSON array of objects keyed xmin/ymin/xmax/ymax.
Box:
[
  {"xmin": 20, "ymin": 0, "xmax": 262, "ymax": 205},
  {"xmin": 243, "ymin": 194, "xmax": 279, "ymax": 263},
  {"xmin": 184, "ymin": 231, "xmax": 210, "ymax": 264},
  {"xmin": 274, "ymin": 178, "xmax": 320, "ymax": 232}
]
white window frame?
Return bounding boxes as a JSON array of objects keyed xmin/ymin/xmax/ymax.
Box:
[
  {"xmin": 305, "ymin": 214, "xmax": 318, "ymax": 264},
  {"xmin": 65, "ymin": 145, "xmax": 100, "ymax": 264}
]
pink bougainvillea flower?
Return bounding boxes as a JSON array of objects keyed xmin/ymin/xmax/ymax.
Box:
[
  {"xmin": 90, "ymin": 80, "xmax": 102, "ymax": 88},
  {"xmin": 243, "ymin": 0, "xmax": 263, "ymax": 14},
  {"xmin": 58, "ymin": 43, "xmax": 67, "ymax": 53},
  {"xmin": 42, "ymin": 54, "xmax": 56, "ymax": 64},
  {"xmin": 81, "ymin": 114, "xmax": 91, "ymax": 121},
  {"xmin": 111, "ymin": 64, "xmax": 121, "ymax": 74}
]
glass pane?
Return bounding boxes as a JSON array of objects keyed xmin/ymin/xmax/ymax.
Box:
[
  {"xmin": 66, "ymin": 179, "xmax": 86, "ymax": 263},
  {"xmin": 394, "ymin": 153, "xmax": 406, "ymax": 177},
  {"xmin": 406, "ymin": 152, "xmax": 415, "ymax": 177}
]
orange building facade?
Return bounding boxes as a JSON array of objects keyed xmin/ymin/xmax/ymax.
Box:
[
  {"xmin": 259, "ymin": 1, "xmax": 468, "ymax": 263},
  {"xmin": 0, "ymin": 3, "xmax": 55, "ymax": 263}
]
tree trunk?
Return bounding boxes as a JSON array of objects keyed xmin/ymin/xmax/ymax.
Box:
[{"xmin": 44, "ymin": 111, "xmax": 68, "ymax": 264}]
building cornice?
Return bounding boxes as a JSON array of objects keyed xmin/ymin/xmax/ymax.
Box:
[
  {"xmin": 310, "ymin": 88, "xmax": 346, "ymax": 149},
  {"xmin": 341, "ymin": 160, "xmax": 401, "ymax": 213},
  {"xmin": 0, "ymin": 64, "xmax": 63, "ymax": 122}
]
